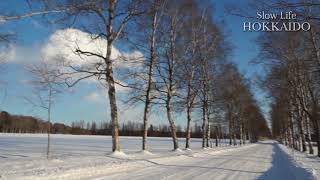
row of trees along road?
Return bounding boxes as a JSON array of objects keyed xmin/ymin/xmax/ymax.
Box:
[
  {"xmin": 0, "ymin": 0, "xmax": 270, "ymax": 157},
  {"xmin": 229, "ymin": 1, "xmax": 320, "ymax": 156}
]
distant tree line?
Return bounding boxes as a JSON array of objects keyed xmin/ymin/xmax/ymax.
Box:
[
  {"xmin": 0, "ymin": 111, "xmax": 187, "ymax": 137},
  {"xmin": 0, "ymin": 111, "xmax": 49, "ymax": 133},
  {"xmin": 0, "ymin": 110, "xmax": 259, "ymax": 141}
]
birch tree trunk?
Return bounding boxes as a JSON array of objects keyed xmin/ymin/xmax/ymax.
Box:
[
  {"xmin": 229, "ymin": 110, "xmax": 232, "ymax": 145},
  {"xmin": 243, "ymin": 128, "xmax": 247, "ymax": 144},
  {"xmin": 233, "ymin": 124, "xmax": 237, "ymax": 146},
  {"xmin": 165, "ymin": 13, "xmax": 179, "ymax": 150},
  {"xmin": 284, "ymin": 130, "xmax": 288, "ymax": 146},
  {"xmin": 288, "ymin": 115, "xmax": 294, "ymax": 148},
  {"xmin": 185, "ymin": 15, "xmax": 197, "ymax": 149},
  {"xmin": 47, "ymin": 88, "xmax": 52, "ymax": 159},
  {"xmin": 305, "ymin": 114, "xmax": 314, "ymax": 154},
  {"xmin": 239, "ymin": 120, "xmax": 243, "ymax": 146},
  {"xmin": 300, "ymin": 86, "xmax": 314, "ymax": 154},
  {"xmin": 185, "ymin": 65, "xmax": 195, "ymax": 149},
  {"xmin": 185, "ymin": 87, "xmax": 193, "ymax": 149},
  {"xmin": 202, "ymin": 101, "xmax": 207, "ymax": 148},
  {"xmin": 142, "ymin": 9, "xmax": 158, "ymax": 151},
  {"xmin": 107, "ymin": 0, "xmax": 120, "ymax": 152},
  {"xmin": 314, "ymin": 119, "xmax": 320, "ymax": 157},
  {"xmin": 217, "ymin": 114, "xmax": 222, "ymax": 146},
  {"xmin": 206, "ymin": 109, "xmax": 211, "ymax": 148},
  {"xmin": 167, "ymin": 92, "xmax": 179, "ymax": 150},
  {"xmin": 312, "ymin": 103, "xmax": 320, "ymax": 157},
  {"xmin": 215, "ymin": 126, "xmax": 219, "ymax": 147},
  {"xmin": 296, "ymin": 99, "xmax": 306, "ymax": 152}
]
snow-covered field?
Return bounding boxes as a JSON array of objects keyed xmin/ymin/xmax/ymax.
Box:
[{"xmin": 0, "ymin": 133, "xmax": 318, "ymax": 180}]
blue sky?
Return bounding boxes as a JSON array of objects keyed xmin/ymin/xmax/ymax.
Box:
[{"xmin": 0, "ymin": 0, "xmax": 270, "ymax": 127}]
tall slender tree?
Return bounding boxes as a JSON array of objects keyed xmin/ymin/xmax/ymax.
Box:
[{"xmin": 26, "ymin": 60, "xmax": 65, "ymax": 159}]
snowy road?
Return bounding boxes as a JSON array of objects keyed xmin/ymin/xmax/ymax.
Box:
[{"xmin": 91, "ymin": 142, "xmax": 314, "ymax": 180}]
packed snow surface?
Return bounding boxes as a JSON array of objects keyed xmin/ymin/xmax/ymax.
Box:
[{"xmin": 0, "ymin": 133, "xmax": 317, "ymax": 180}]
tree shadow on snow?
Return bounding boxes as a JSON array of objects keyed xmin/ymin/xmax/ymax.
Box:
[
  {"xmin": 256, "ymin": 142, "xmax": 314, "ymax": 180},
  {"xmin": 142, "ymin": 158, "xmax": 264, "ymax": 174}
]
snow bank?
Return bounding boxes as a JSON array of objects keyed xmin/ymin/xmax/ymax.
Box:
[{"xmin": 279, "ymin": 143, "xmax": 319, "ymax": 179}]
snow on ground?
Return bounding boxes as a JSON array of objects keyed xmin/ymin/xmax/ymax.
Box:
[{"xmin": 0, "ymin": 133, "xmax": 317, "ymax": 180}]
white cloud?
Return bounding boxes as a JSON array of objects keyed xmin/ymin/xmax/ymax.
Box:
[
  {"xmin": 2, "ymin": 28, "xmax": 145, "ymax": 90},
  {"xmin": 39, "ymin": 28, "xmax": 145, "ymax": 92},
  {"xmin": 0, "ymin": 44, "xmax": 44, "ymax": 64},
  {"xmin": 41, "ymin": 28, "xmax": 144, "ymax": 69},
  {"xmin": 83, "ymin": 91, "xmax": 107, "ymax": 104},
  {"xmin": 0, "ymin": 45, "xmax": 16, "ymax": 63}
]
